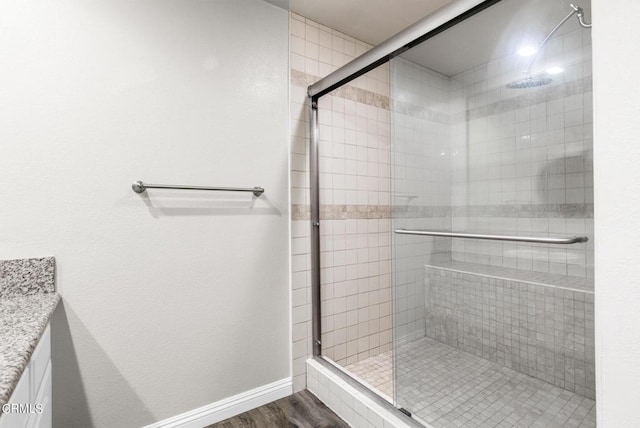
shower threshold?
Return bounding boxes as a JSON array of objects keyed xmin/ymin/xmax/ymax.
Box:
[{"xmin": 345, "ymin": 338, "xmax": 595, "ymax": 428}]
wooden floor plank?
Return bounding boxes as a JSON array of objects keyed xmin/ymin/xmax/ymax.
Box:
[{"xmin": 207, "ymin": 390, "xmax": 349, "ymax": 428}]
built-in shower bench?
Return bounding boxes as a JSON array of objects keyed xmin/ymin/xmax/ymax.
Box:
[
  {"xmin": 425, "ymin": 260, "xmax": 593, "ymax": 293},
  {"xmin": 424, "ymin": 260, "xmax": 595, "ymax": 399}
]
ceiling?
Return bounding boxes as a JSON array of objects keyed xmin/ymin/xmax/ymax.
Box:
[
  {"xmin": 265, "ymin": 0, "xmax": 591, "ymax": 77},
  {"xmin": 401, "ymin": 0, "xmax": 591, "ymax": 76},
  {"xmin": 265, "ymin": 0, "xmax": 453, "ymax": 46}
]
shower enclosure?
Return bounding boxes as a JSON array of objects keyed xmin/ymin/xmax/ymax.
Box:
[{"xmin": 308, "ymin": 0, "xmax": 594, "ymax": 426}]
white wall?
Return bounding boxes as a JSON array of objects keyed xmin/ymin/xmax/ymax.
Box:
[
  {"xmin": 593, "ymin": 0, "xmax": 640, "ymax": 426},
  {"xmin": 0, "ymin": 0, "xmax": 290, "ymax": 427}
]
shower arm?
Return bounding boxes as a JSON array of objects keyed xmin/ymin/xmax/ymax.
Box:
[
  {"xmin": 574, "ymin": 4, "xmax": 592, "ymax": 29},
  {"xmin": 524, "ymin": 4, "xmax": 591, "ymax": 76}
]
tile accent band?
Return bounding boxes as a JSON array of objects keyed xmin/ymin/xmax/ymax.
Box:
[
  {"xmin": 292, "ymin": 70, "xmax": 390, "ymax": 110},
  {"xmin": 291, "ymin": 203, "xmax": 594, "ymax": 221}
]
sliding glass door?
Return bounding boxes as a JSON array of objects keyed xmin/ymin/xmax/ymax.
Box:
[{"xmin": 391, "ymin": 0, "xmax": 594, "ymax": 425}]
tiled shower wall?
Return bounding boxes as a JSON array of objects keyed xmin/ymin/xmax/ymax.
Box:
[
  {"xmin": 316, "ymin": 82, "xmax": 394, "ymax": 366},
  {"xmin": 289, "ymin": 12, "xmax": 394, "ymax": 390},
  {"xmin": 314, "ymin": 59, "xmax": 394, "ymax": 365},
  {"xmin": 449, "ymin": 27, "xmax": 594, "ymax": 278}
]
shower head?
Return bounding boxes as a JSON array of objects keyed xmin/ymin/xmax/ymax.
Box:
[
  {"xmin": 507, "ymin": 4, "xmax": 591, "ymax": 90},
  {"xmin": 506, "ymin": 75, "xmax": 552, "ymax": 89}
]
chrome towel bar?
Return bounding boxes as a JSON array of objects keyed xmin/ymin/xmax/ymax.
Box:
[
  {"xmin": 132, "ymin": 181, "xmax": 264, "ymax": 197},
  {"xmin": 394, "ymin": 229, "xmax": 588, "ymax": 244}
]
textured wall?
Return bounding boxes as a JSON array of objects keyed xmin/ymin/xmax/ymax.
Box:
[
  {"xmin": 592, "ymin": 0, "xmax": 640, "ymax": 425},
  {"xmin": 0, "ymin": 1, "xmax": 290, "ymax": 426}
]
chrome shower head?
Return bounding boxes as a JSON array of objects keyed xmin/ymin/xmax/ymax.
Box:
[
  {"xmin": 508, "ymin": 3, "xmax": 591, "ymax": 90},
  {"xmin": 506, "ymin": 75, "xmax": 552, "ymax": 89}
]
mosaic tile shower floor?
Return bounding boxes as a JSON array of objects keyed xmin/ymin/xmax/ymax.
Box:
[{"xmin": 345, "ymin": 337, "xmax": 595, "ymax": 428}]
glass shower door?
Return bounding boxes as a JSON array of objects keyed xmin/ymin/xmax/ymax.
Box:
[{"xmin": 391, "ymin": 0, "xmax": 595, "ymax": 426}]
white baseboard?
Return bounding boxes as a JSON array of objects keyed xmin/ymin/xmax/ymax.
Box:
[{"xmin": 144, "ymin": 377, "xmax": 293, "ymax": 428}]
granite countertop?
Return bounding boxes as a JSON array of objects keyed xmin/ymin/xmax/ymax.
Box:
[{"xmin": 0, "ymin": 257, "xmax": 59, "ymax": 408}]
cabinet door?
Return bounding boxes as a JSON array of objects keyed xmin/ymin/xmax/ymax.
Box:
[
  {"xmin": 0, "ymin": 322, "xmax": 52, "ymax": 428},
  {"xmin": 27, "ymin": 360, "xmax": 51, "ymax": 428},
  {"xmin": 0, "ymin": 365, "xmax": 31, "ymax": 428},
  {"xmin": 29, "ymin": 326, "xmax": 50, "ymax": 402}
]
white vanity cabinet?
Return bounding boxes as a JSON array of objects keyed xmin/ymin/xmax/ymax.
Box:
[{"xmin": 0, "ymin": 324, "xmax": 52, "ymax": 428}]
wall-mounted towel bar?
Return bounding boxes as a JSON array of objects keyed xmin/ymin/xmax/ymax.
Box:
[
  {"xmin": 132, "ymin": 181, "xmax": 264, "ymax": 197},
  {"xmin": 394, "ymin": 229, "xmax": 588, "ymax": 245}
]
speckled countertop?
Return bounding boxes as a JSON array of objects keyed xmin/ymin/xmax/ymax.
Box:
[{"xmin": 0, "ymin": 257, "xmax": 59, "ymax": 408}]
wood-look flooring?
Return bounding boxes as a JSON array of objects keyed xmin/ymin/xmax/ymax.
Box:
[{"xmin": 207, "ymin": 390, "xmax": 349, "ymax": 428}]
